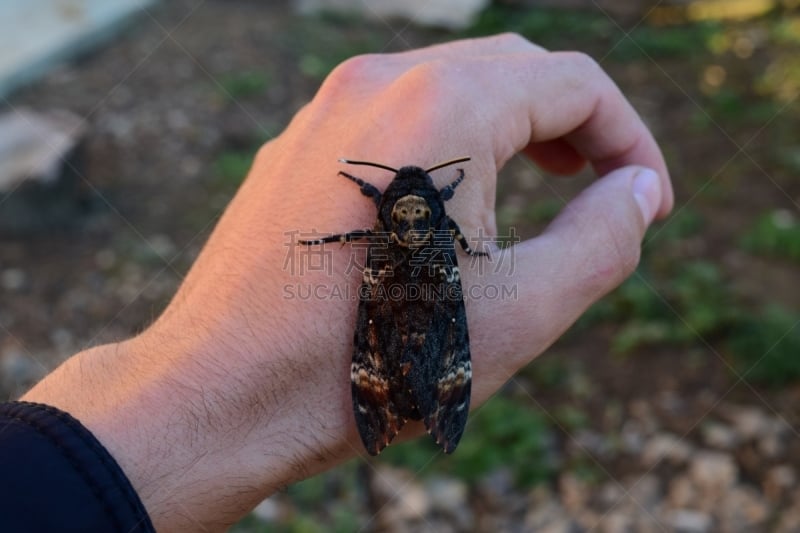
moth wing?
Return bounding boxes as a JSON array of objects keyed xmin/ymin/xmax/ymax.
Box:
[
  {"xmin": 422, "ymin": 243, "xmax": 472, "ymax": 454},
  {"xmin": 351, "ymin": 258, "xmax": 406, "ymax": 456}
]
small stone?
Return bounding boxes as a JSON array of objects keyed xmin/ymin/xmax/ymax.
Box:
[
  {"xmin": 95, "ymin": 249, "xmax": 117, "ymax": 270},
  {"xmin": 572, "ymin": 429, "xmax": 613, "ymax": 458},
  {"xmin": 1, "ymin": 268, "xmax": 26, "ymax": 291},
  {"xmin": 479, "ymin": 467, "xmax": 515, "ymax": 503},
  {"xmin": 620, "ymin": 419, "xmax": 646, "ymax": 454},
  {"xmin": 689, "ymin": 451, "xmax": 738, "ymax": 492},
  {"xmin": 776, "ymin": 493, "xmax": 800, "ymax": 533},
  {"xmin": 764, "ymin": 465, "xmax": 796, "ymax": 501},
  {"xmin": 371, "ymin": 465, "xmax": 430, "ymax": 521},
  {"xmin": 426, "ymin": 476, "xmax": 470, "ymax": 528},
  {"xmin": 642, "ymin": 432, "xmax": 692, "ymax": 467},
  {"xmin": 148, "ymin": 234, "xmax": 176, "ymax": 260},
  {"xmin": 625, "ymin": 474, "xmax": 662, "ymax": 510},
  {"xmin": 537, "ymin": 519, "xmax": 575, "ymax": 533},
  {"xmin": 632, "ymin": 512, "xmax": 663, "ymax": 533},
  {"xmin": 629, "ymin": 398, "xmax": 659, "ymax": 434},
  {"xmin": 668, "ymin": 475, "xmax": 697, "ymax": 508},
  {"xmin": 49, "ymin": 328, "xmax": 74, "ymax": 353},
  {"xmin": 559, "ymin": 473, "xmax": 588, "ymax": 512},
  {"xmin": 599, "ymin": 511, "xmax": 632, "ymax": 533},
  {"xmin": 719, "ymin": 486, "xmax": 770, "ymax": 531},
  {"xmin": 759, "ymin": 432, "xmax": 785, "ymax": 458},
  {"xmin": 524, "ymin": 487, "xmax": 567, "ymax": 531},
  {"xmin": 667, "ymin": 509, "xmax": 712, "ymax": 533},
  {"xmin": 575, "ymin": 509, "xmax": 604, "ymax": 531},
  {"xmin": 598, "ymin": 481, "xmax": 626, "ymax": 509},
  {"xmin": 701, "ymin": 422, "xmax": 738, "ymax": 450},
  {"xmin": 658, "ymin": 390, "xmax": 686, "ymax": 414},
  {"xmin": 720, "ymin": 405, "xmax": 770, "ymax": 440}
]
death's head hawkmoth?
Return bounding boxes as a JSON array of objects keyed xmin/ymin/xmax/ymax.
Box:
[{"xmin": 300, "ymin": 157, "xmax": 486, "ymax": 455}]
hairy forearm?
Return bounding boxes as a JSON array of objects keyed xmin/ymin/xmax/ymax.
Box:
[{"xmin": 22, "ymin": 323, "xmax": 352, "ymax": 531}]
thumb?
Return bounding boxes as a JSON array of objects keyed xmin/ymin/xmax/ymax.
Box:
[{"xmin": 469, "ymin": 166, "xmax": 662, "ymax": 398}]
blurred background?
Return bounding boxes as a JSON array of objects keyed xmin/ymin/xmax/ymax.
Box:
[{"xmin": 1, "ymin": 0, "xmax": 799, "ymax": 531}]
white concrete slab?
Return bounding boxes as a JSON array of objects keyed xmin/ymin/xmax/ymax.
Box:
[{"xmin": 0, "ymin": 0, "xmax": 157, "ymax": 98}]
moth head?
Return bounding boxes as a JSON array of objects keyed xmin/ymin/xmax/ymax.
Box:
[{"xmin": 391, "ymin": 195, "xmax": 432, "ymax": 247}]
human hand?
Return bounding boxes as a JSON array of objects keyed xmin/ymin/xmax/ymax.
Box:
[{"xmin": 23, "ymin": 33, "xmax": 672, "ymax": 531}]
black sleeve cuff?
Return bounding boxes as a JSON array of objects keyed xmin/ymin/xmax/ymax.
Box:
[{"xmin": 0, "ymin": 401, "xmax": 155, "ymax": 532}]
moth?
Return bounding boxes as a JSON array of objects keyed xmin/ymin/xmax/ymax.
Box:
[{"xmin": 300, "ymin": 157, "xmax": 486, "ymax": 455}]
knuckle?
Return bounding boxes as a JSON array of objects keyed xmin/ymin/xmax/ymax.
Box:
[
  {"xmin": 561, "ymin": 50, "xmax": 601, "ymax": 73},
  {"xmin": 552, "ymin": 51, "xmax": 606, "ymax": 90},
  {"xmin": 331, "ymin": 53, "xmax": 380, "ymax": 79},
  {"xmin": 392, "ymin": 60, "xmax": 455, "ymax": 111},
  {"xmin": 402, "ymin": 59, "xmax": 452, "ymax": 88},
  {"xmin": 494, "ymin": 32, "xmax": 532, "ymax": 48},
  {"xmin": 318, "ymin": 54, "xmax": 380, "ymax": 93}
]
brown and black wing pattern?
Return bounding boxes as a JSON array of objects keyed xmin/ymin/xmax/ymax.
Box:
[
  {"xmin": 423, "ymin": 225, "xmax": 471, "ymax": 453},
  {"xmin": 350, "ymin": 247, "xmax": 407, "ymax": 456}
]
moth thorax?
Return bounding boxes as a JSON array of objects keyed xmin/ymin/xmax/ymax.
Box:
[{"xmin": 391, "ymin": 195, "xmax": 433, "ymax": 247}]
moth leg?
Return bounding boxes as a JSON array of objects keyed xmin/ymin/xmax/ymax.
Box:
[
  {"xmin": 439, "ymin": 168, "xmax": 465, "ymax": 201},
  {"xmin": 339, "ymin": 171, "xmax": 382, "ymax": 207},
  {"xmin": 299, "ymin": 229, "xmax": 373, "ymax": 246},
  {"xmin": 447, "ymin": 217, "xmax": 488, "ymax": 257}
]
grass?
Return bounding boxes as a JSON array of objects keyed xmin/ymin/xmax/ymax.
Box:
[
  {"xmin": 728, "ymin": 306, "xmax": 800, "ymax": 386},
  {"xmin": 584, "ymin": 261, "xmax": 724, "ymax": 348},
  {"xmin": 464, "ymin": 5, "xmax": 718, "ymax": 62},
  {"xmin": 212, "ymin": 150, "xmax": 256, "ymax": 190},
  {"xmin": 464, "ymin": 5, "xmax": 614, "ymax": 47},
  {"xmin": 581, "ymin": 256, "xmax": 800, "ymax": 387},
  {"xmin": 610, "ymin": 23, "xmax": 720, "ymax": 61},
  {"xmin": 644, "ymin": 208, "xmax": 704, "ymax": 250},
  {"xmin": 741, "ymin": 209, "xmax": 800, "ymax": 263},
  {"xmin": 218, "ymin": 70, "xmax": 272, "ymax": 100}
]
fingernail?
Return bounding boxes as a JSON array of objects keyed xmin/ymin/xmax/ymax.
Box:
[{"xmin": 632, "ymin": 168, "xmax": 661, "ymax": 225}]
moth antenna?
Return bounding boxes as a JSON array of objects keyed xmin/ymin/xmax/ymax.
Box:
[
  {"xmin": 426, "ymin": 157, "xmax": 471, "ymax": 173},
  {"xmin": 339, "ymin": 158, "xmax": 398, "ymax": 173}
]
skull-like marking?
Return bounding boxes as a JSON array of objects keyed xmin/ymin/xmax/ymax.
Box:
[{"xmin": 390, "ymin": 195, "xmax": 433, "ymax": 247}]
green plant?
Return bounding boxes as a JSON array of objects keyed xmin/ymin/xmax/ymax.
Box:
[
  {"xmin": 213, "ymin": 150, "xmax": 255, "ymax": 189},
  {"xmin": 610, "ymin": 23, "xmax": 719, "ymax": 61},
  {"xmin": 586, "ymin": 261, "xmax": 737, "ymax": 353},
  {"xmin": 218, "ymin": 70, "xmax": 271, "ymax": 99},
  {"xmin": 523, "ymin": 356, "xmax": 571, "ymax": 389},
  {"xmin": 464, "ymin": 6, "xmax": 613, "ymax": 48},
  {"xmin": 288, "ymin": 474, "xmax": 327, "ymax": 507},
  {"xmin": 553, "ymin": 405, "xmax": 589, "ymax": 431},
  {"xmin": 741, "ymin": 209, "xmax": 800, "ymax": 263},
  {"xmin": 645, "ymin": 208, "xmax": 703, "ymax": 246},
  {"xmin": 525, "ymin": 199, "xmax": 563, "ymax": 224},
  {"xmin": 728, "ymin": 306, "xmax": 800, "ymax": 386}
]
